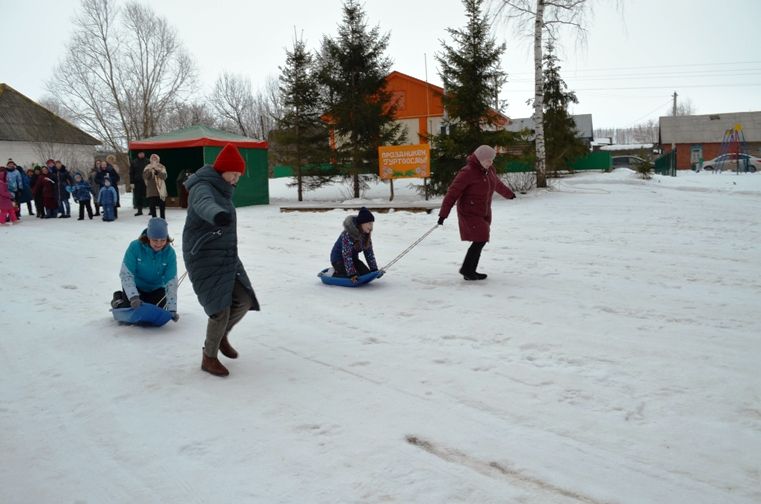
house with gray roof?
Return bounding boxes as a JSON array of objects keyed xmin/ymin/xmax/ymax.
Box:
[
  {"xmin": 505, "ymin": 113, "xmax": 594, "ymax": 145},
  {"xmin": 0, "ymin": 83, "xmax": 100, "ymax": 169},
  {"xmin": 659, "ymin": 111, "xmax": 761, "ymax": 169}
]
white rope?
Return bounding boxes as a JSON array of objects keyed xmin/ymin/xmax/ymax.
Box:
[
  {"xmin": 157, "ymin": 271, "xmax": 188, "ymax": 308},
  {"xmin": 380, "ymin": 224, "xmax": 440, "ymax": 273}
]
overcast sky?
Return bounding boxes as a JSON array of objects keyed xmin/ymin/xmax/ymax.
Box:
[{"xmin": 2, "ymin": 0, "xmax": 760, "ymax": 130}]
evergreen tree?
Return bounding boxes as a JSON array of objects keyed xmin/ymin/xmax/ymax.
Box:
[
  {"xmin": 271, "ymin": 34, "xmax": 331, "ymax": 201},
  {"xmin": 317, "ymin": 0, "xmax": 405, "ymax": 198},
  {"xmin": 430, "ymin": 0, "xmax": 510, "ymax": 195},
  {"xmin": 542, "ymin": 41, "xmax": 587, "ymax": 177}
]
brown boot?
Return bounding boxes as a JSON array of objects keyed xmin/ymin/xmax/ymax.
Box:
[
  {"xmin": 219, "ymin": 335, "xmax": 238, "ymax": 359},
  {"xmin": 201, "ymin": 351, "xmax": 229, "ymax": 377}
]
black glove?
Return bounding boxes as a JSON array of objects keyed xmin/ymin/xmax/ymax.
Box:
[
  {"xmin": 129, "ymin": 296, "xmax": 142, "ymax": 309},
  {"xmin": 437, "ymin": 216, "xmax": 445, "ymax": 226},
  {"xmin": 170, "ymin": 312, "xmax": 180, "ymax": 322},
  {"xmin": 214, "ymin": 212, "xmax": 232, "ymax": 226}
]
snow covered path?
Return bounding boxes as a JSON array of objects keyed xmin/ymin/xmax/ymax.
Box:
[{"xmin": 1, "ymin": 170, "xmax": 760, "ymax": 503}]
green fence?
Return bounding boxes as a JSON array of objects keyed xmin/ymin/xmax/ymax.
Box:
[
  {"xmin": 654, "ymin": 152, "xmax": 676, "ymax": 176},
  {"xmin": 273, "ymin": 151, "xmax": 612, "ymax": 179}
]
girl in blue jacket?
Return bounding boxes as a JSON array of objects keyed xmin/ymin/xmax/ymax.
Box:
[{"xmin": 112, "ymin": 218, "xmax": 179, "ymax": 321}]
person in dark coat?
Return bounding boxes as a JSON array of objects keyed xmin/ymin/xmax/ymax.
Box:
[
  {"xmin": 89, "ymin": 162, "xmax": 102, "ymax": 216},
  {"xmin": 54, "ymin": 160, "xmax": 73, "ymax": 218},
  {"xmin": 438, "ymin": 145, "xmax": 516, "ymax": 280},
  {"xmin": 182, "ymin": 143, "xmax": 259, "ymax": 377},
  {"xmin": 30, "ymin": 167, "xmax": 44, "ymax": 218},
  {"xmin": 129, "ymin": 151, "xmax": 149, "ymax": 216},
  {"xmin": 330, "ymin": 207, "xmax": 378, "ymax": 282},
  {"xmin": 33, "ymin": 166, "xmax": 58, "ymax": 218}
]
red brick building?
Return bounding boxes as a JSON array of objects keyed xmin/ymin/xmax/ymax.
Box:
[{"xmin": 659, "ymin": 111, "xmax": 761, "ymax": 169}]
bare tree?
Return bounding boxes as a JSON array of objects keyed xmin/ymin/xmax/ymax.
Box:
[
  {"xmin": 46, "ymin": 0, "xmax": 196, "ymax": 154},
  {"xmin": 209, "ymin": 73, "xmax": 284, "ymax": 140},
  {"xmin": 209, "ymin": 72, "xmax": 257, "ymax": 137},
  {"xmin": 494, "ymin": 0, "xmax": 593, "ymax": 188},
  {"xmin": 667, "ymin": 97, "xmax": 695, "ymax": 116},
  {"xmin": 254, "ymin": 76, "xmax": 284, "ymax": 140},
  {"xmin": 158, "ymin": 100, "xmax": 218, "ymax": 132}
]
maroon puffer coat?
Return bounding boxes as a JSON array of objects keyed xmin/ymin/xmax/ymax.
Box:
[{"xmin": 439, "ymin": 154, "xmax": 515, "ymax": 242}]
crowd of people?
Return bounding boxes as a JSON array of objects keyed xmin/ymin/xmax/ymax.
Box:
[{"xmin": 0, "ymin": 150, "xmax": 170, "ymax": 225}]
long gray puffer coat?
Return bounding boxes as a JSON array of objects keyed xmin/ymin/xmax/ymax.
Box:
[{"xmin": 182, "ymin": 165, "xmax": 260, "ymax": 316}]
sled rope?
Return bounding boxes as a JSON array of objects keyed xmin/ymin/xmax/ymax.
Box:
[
  {"xmin": 157, "ymin": 271, "xmax": 188, "ymax": 308},
  {"xmin": 381, "ymin": 224, "xmax": 440, "ymax": 273}
]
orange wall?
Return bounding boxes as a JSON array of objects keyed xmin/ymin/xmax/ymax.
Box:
[{"xmin": 385, "ymin": 74, "xmax": 444, "ymax": 121}]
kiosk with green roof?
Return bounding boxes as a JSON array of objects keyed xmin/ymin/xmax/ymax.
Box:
[{"xmin": 128, "ymin": 125, "xmax": 269, "ymax": 207}]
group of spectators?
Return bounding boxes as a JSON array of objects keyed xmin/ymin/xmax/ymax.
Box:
[{"xmin": 1, "ymin": 151, "xmax": 170, "ymax": 225}]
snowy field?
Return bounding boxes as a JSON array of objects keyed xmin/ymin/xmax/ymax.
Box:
[{"xmin": 1, "ymin": 169, "xmax": 760, "ymax": 503}]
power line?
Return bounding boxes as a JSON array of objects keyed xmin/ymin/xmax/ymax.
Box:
[
  {"xmin": 506, "ymin": 83, "xmax": 761, "ymax": 92},
  {"xmin": 508, "ymin": 60, "xmax": 761, "ymax": 76}
]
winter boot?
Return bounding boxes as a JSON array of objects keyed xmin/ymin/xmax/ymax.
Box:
[
  {"xmin": 219, "ymin": 335, "xmax": 238, "ymax": 359},
  {"xmin": 201, "ymin": 351, "xmax": 229, "ymax": 377},
  {"xmin": 459, "ymin": 268, "xmax": 487, "ymax": 281}
]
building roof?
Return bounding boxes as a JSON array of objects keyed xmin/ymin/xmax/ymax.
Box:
[
  {"xmin": 0, "ymin": 83, "xmax": 100, "ymax": 145},
  {"xmin": 129, "ymin": 125, "xmax": 267, "ymax": 150},
  {"xmin": 505, "ymin": 113, "xmax": 594, "ymax": 140},
  {"xmin": 659, "ymin": 111, "xmax": 761, "ymax": 144}
]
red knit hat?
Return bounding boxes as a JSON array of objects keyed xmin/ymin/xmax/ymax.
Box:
[{"xmin": 213, "ymin": 143, "xmax": 246, "ymax": 174}]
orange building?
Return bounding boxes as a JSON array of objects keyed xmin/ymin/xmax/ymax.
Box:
[
  {"xmin": 384, "ymin": 71, "xmax": 445, "ymax": 144},
  {"xmin": 326, "ymin": 70, "xmax": 510, "ymax": 149}
]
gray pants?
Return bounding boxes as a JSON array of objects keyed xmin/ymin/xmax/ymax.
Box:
[{"xmin": 204, "ymin": 281, "xmax": 253, "ymax": 357}]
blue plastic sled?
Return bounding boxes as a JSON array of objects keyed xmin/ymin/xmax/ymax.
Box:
[
  {"xmin": 111, "ymin": 303, "xmax": 172, "ymax": 327},
  {"xmin": 318, "ymin": 268, "xmax": 383, "ymax": 287}
]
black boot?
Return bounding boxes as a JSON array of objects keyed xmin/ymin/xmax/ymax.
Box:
[{"xmin": 460, "ymin": 242, "xmax": 487, "ymax": 280}]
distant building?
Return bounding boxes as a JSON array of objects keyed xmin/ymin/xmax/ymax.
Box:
[
  {"xmin": 325, "ymin": 70, "xmax": 510, "ymax": 150},
  {"xmin": 659, "ymin": 111, "xmax": 761, "ymax": 169},
  {"xmin": 0, "ymin": 83, "xmax": 100, "ymax": 169},
  {"xmin": 505, "ymin": 113, "xmax": 594, "ymax": 146}
]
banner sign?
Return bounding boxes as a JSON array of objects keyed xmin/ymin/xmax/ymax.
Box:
[{"xmin": 378, "ymin": 144, "xmax": 430, "ymax": 179}]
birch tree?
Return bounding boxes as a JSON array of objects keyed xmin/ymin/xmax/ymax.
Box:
[{"xmin": 494, "ymin": 0, "xmax": 592, "ymax": 187}]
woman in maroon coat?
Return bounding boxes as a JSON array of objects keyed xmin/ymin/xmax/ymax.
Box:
[
  {"xmin": 33, "ymin": 166, "xmax": 58, "ymax": 218},
  {"xmin": 438, "ymin": 145, "xmax": 516, "ymax": 280}
]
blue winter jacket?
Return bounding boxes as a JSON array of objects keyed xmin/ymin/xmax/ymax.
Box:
[
  {"xmin": 98, "ymin": 185, "xmax": 117, "ymax": 206},
  {"xmin": 72, "ymin": 181, "xmax": 92, "ymax": 201},
  {"xmin": 5, "ymin": 168, "xmax": 22, "ymax": 193},
  {"xmin": 120, "ymin": 234, "xmax": 178, "ymax": 311}
]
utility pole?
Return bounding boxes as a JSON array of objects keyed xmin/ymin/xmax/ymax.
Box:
[{"xmin": 672, "ymin": 91, "xmax": 678, "ymax": 116}]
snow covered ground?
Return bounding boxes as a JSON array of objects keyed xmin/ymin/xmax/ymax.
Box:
[{"xmin": 1, "ymin": 169, "xmax": 760, "ymax": 503}]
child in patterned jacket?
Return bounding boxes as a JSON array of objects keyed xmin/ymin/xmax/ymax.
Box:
[{"xmin": 330, "ymin": 207, "xmax": 378, "ymax": 283}]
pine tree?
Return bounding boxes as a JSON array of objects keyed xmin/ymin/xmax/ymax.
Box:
[
  {"xmin": 431, "ymin": 0, "xmax": 510, "ymax": 195},
  {"xmin": 318, "ymin": 0, "xmax": 405, "ymax": 198},
  {"xmin": 271, "ymin": 34, "xmax": 331, "ymax": 201},
  {"xmin": 542, "ymin": 41, "xmax": 587, "ymax": 177}
]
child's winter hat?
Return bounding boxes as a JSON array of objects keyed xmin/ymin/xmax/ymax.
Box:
[
  {"xmin": 146, "ymin": 217, "xmax": 169, "ymax": 240},
  {"xmin": 213, "ymin": 143, "xmax": 246, "ymax": 174},
  {"xmin": 473, "ymin": 145, "xmax": 496, "ymax": 167},
  {"xmin": 356, "ymin": 207, "xmax": 375, "ymax": 225}
]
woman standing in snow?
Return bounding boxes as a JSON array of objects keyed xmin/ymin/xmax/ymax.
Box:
[
  {"xmin": 182, "ymin": 143, "xmax": 259, "ymax": 377},
  {"xmin": 112, "ymin": 217, "xmax": 178, "ymax": 321},
  {"xmin": 143, "ymin": 153, "xmax": 168, "ymax": 220},
  {"xmin": 330, "ymin": 207, "xmax": 378, "ymax": 282},
  {"xmin": 438, "ymin": 145, "xmax": 516, "ymax": 280}
]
